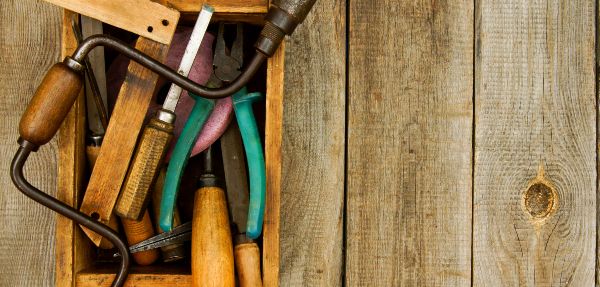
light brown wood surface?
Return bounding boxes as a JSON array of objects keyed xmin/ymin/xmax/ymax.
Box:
[
  {"xmin": 79, "ymin": 37, "xmax": 169, "ymax": 246},
  {"xmin": 162, "ymin": 0, "xmax": 268, "ymax": 14},
  {"xmin": 0, "ymin": 1, "xmax": 61, "ymax": 286},
  {"xmin": 116, "ymin": 117, "xmax": 174, "ymax": 220},
  {"xmin": 191, "ymin": 186, "xmax": 235, "ymax": 287},
  {"xmin": 43, "ymin": 0, "xmax": 180, "ymax": 45},
  {"xmin": 121, "ymin": 210, "xmax": 160, "ymax": 266},
  {"xmin": 346, "ymin": 0, "xmax": 473, "ymax": 286},
  {"xmin": 56, "ymin": 10, "xmax": 94, "ymax": 287},
  {"xmin": 473, "ymin": 0, "xmax": 596, "ymax": 285},
  {"xmin": 235, "ymin": 243, "xmax": 263, "ymax": 287},
  {"xmin": 278, "ymin": 0, "xmax": 346, "ymax": 285},
  {"xmin": 263, "ymin": 41, "xmax": 285, "ymax": 287}
]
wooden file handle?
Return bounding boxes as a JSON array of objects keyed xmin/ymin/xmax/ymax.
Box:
[
  {"xmin": 115, "ymin": 117, "xmax": 174, "ymax": 220},
  {"xmin": 121, "ymin": 210, "xmax": 159, "ymax": 265},
  {"xmin": 192, "ymin": 186, "xmax": 235, "ymax": 287},
  {"xmin": 234, "ymin": 242, "xmax": 263, "ymax": 287},
  {"xmin": 19, "ymin": 63, "xmax": 82, "ymax": 146}
]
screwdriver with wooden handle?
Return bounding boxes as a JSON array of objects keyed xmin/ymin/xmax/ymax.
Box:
[
  {"xmin": 221, "ymin": 119, "xmax": 263, "ymax": 287},
  {"xmin": 192, "ymin": 146, "xmax": 234, "ymax": 287},
  {"xmin": 114, "ymin": 4, "xmax": 214, "ymax": 220}
]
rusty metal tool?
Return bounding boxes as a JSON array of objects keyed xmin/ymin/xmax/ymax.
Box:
[
  {"xmin": 127, "ymin": 221, "xmax": 192, "ymax": 254},
  {"xmin": 115, "ymin": 4, "xmax": 214, "ymax": 221},
  {"xmin": 221, "ymin": 118, "xmax": 263, "ymax": 287},
  {"xmin": 10, "ymin": 1, "xmax": 317, "ymax": 286}
]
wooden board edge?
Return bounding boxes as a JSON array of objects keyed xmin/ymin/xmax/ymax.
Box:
[
  {"xmin": 263, "ymin": 42, "xmax": 285, "ymax": 287},
  {"xmin": 44, "ymin": 0, "xmax": 180, "ymax": 45},
  {"xmin": 56, "ymin": 9, "xmax": 89, "ymax": 287},
  {"xmin": 76, "ymin": 273, "xmax": 191, "ymax": 287},
  {"xmin": 163, "ymin": 0, "xmax": 268, "ymax": 14}
]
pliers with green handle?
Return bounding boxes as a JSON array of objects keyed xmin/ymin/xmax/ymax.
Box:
[{"xmin": 159, "ymin": 23, "xmax": 266, "ymax": 239}]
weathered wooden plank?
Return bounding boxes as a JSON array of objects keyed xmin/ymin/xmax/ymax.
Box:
[
  {"xmin": 278, "ymin": 0, "xmax": 346, "ymax": 285},
  {"xmin": 346, "ymin": 0, "xmax": 474, "ymax": 285},
  {"xmin": 473, "ymin": 0, "xmax": 596, "ymax": 285},
  {"xmin": 0, "ymin": 1, "xmax": 61, "ymax": 286}
]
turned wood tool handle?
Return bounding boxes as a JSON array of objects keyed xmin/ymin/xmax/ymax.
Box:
[
  {"xmin": 234, "ymin": 242, "xmax": 263, "ymax": 287},
  {"xmin": 192, "ymin": 186, "xmax": 234, "ymax": 287},
  {"xmin": 19, "ymin": 63, "xmax": 82, "ymax": 146},
  {"xmin": 121, "ymin": 210, "xmax": 159, "ymax": 266},
  {"xmin": 116, "ymin": 116, "xmax": 174, "ymax": 220}
]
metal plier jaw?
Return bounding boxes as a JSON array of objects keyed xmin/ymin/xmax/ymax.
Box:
[{"xmin": 213, "ymin": 23, "xmax": 244, "ymax": 83}]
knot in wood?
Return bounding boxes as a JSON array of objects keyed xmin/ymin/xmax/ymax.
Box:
[{"xmin": 523, "ymin": 183, "xmax": 555, "ymax": 218}]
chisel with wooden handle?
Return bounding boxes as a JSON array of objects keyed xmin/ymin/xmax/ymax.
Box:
[
  {"xmin": 115, "ymin": 4, "xmax": 214, "ymax": 220},
  {"xmin": 192, "ymin": 146, "xmax": 234, "ymax": 287},
  {"xmin": 222, "ymin": 118, "xmax": 263, "ymax": 287}
]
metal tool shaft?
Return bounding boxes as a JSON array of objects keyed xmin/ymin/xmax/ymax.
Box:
[{"xmin": 162, "ymin": 5, "xmax": 213, "ymax": 112}]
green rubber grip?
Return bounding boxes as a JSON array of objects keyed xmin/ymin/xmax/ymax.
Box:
[
  {"xmin": 232, "ymin": 88, "xmax": 266, "ymax": 239},
  {"xmin": 159, "ymin": 96, "xmax": 214, "ymax": 232}
]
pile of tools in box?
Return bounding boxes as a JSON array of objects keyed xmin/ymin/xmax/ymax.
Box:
[{"xmin": 9, "ymin": 1, "xmax": 315, "ymax": 286}]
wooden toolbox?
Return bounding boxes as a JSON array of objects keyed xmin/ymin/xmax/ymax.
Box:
[{"xmin": 56, "ymin": 1, "xmax": 284, "ymax": 286}]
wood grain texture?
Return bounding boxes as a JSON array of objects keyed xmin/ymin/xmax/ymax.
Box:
[
  {"xmin": 263, "ymin": 43, "xmax": 285, "ymax": 287},
  {"xmin": 473, "ymin": 0, "xmax": 596, "ymax": 285},
  {"xmin": 347, "ymin": 0, "xmax": 473, "ymax": 286},
  {"xmin": 161, "ymin": 0, "xmax": 268, "ymax": 14},
  {"xmin": 235, "ymin": 243, "xmax": 263, "ymax": 287},
  {"xmin": 278, "ymin": 0, "xmax": 346, "ymax": 285},
  {"xmin": 43, "ymin": 0, "xmax": 180, "ymax": 45},
  {"xmin": 0, "ymin": 1, "xmax": 61, "ymax": 286},
  {"xmin": 79, "ymin": 38, "xmax": 169, "ymax": 246},
  {"xmin": 121, "ymin": 211, "xmax": 160, "ymax": 266},
  {"xmin": 116, "ymin": 118, "xmax": 174, "ymax": 220},
  {"xmin": 191, "ymin": 186, "xmax": 235, "ymax": 287},
  {"xmin": 57, "ymin": 10, "xmax": 94, "ymax": 287}
]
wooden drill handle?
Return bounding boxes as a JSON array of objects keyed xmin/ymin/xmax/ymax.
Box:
[
  {"xmin": 121, "ymin": 210, "xmax": 159, "ymax": 265},
  {"xmin": 20, "ymin": 63, "xmax": 82, "ymax": 146},
  {"xmin": 192, "ymin": 187, "xmax": 235, "ymax": 287},
  {"xmin": 234, "ymin": 242, "xmax": 263, "ymax": 287},
  {"xmin": 115, "ymin": 117, "xmax": 174, "ymax": 220}
]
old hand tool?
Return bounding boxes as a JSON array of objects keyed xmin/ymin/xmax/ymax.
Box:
[
  {"xmin": 151, "ymin": 168, "xmax": 186, "ymax": 262},
  {"xmin": 115, "ymin": 4, "xmax": 213, "ymax": 220},
  {"xmin": 160, "ymin": 22, "xmax": 240, "ymax": 233},
  {"xmin": 127, "ymin": 221, "xmax": 192, "ymax": 254},
  {"xmin": 117, "ymin": 4, "xmax": 215, "ymax": 264},
  {"xmin": 193, "ymin": 146, "xmax": 235, "ymax": 286},
  {"xmin": 222, "ymin": 119, "xmax": 263, "ymax": 287},
  {"xmin": 11, "ymin": 1, "xmax": 316, "ymax": 286},
  {"xmin": 72, "ymin": 16, "xmax": 121, "ymax": 250}
]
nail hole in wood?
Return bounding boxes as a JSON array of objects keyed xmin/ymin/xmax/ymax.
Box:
[
  {"xmin": 90, "ymin": 212, "xmax": 100, "ymax": 221},
  {"xmin": 147, "ymin": 26, "xmax": 153, "ymax": 33},
  {"xmin": 524, "ymin": 183, "xmax": 555, "ymax": 219},
  {"xmin": 162, "ymin": 19, "xmax": 169, "ymax": 26}
]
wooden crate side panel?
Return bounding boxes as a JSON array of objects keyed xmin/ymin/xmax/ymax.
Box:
[
  {"xmin": 346, "ymin": 0, "xmax": 474, "ymax": 285},
  {"xmin": 278, "ymin": 0, "xmax": 346, "ymax": 285},
  {"xmin": 473, "ymin": 0, "xmax": 596, "ymax": 285}
]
